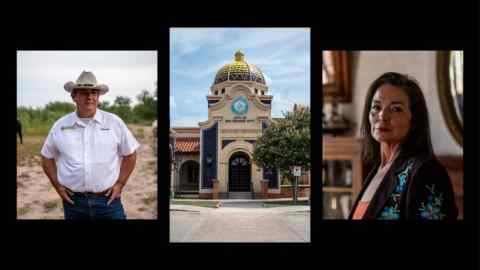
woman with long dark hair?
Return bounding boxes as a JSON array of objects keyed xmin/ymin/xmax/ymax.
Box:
[{"xmin": 349, "ymin": 72, "xmax": 458, "ymax": 220}]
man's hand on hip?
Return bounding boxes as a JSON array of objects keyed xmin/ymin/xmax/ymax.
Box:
[
  {"xmin": 42, "ymin": 156, "xmax": 74, "ymax": 204},
  {"xmin": 55, "ymin": 185, "xmax": 74, "ymax": 205},
  {"xmin": 105, "ymin": 152, "xmax": 136, "ymax": 206},
  {"xmin": 106, "ymin": 182, "xmax": 125, "ymax": 206}
]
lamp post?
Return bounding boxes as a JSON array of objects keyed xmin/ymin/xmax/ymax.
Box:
[{"xmin": 206, "ymin": 155, "xmax": 213, "ymax": 166}]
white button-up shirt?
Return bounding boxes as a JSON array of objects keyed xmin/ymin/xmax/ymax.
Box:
[{"xmin": 41, "ymin": 109, "xmax": 140, "ymax": 192}]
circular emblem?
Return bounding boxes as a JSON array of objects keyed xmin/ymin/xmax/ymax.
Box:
[{"xmin": 231, "ymin": 96, "xmax": 249, "ymax": 115}]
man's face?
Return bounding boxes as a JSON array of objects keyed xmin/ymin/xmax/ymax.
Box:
[{"xmin": 72, "ymin": 89, "xmax": 100, "ymax": 114}]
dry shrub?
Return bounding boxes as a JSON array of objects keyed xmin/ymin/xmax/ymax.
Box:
[
  {"xmin": 18, "ymin": 205, "xmax": 31, "ymax": 216},
  {"xmin": 141, "ymin": 191, "xmax": 157, "ymax": 205},
  {"xmin": 43, "ymin": 200, "xmax": 59, "ymax": 212}
]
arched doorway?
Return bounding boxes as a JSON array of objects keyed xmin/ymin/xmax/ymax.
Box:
[
  {"xmin": 179, "ymin": 160, "xmax": 199, "ymax": 192},
  {"xmin": 228, "ymin": 152, "xmax": 251, "ymax": 192}
]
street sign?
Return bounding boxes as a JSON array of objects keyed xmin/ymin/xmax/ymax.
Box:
[{"xmin": 292, "ymin": 166, "xmax": 302, "ymax": 177}]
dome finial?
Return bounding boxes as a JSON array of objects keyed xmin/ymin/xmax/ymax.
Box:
[{"xmin": 234, "ymin": 50, "xmax": 245, "ymax": 61}]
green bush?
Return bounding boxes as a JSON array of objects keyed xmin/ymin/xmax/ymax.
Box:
[
  {"xmin": 17, "ymin": 102, "xmax": 75, "ymax": 135},
  {"xmin": 17, "ymin": 89, "xmax": 157, "ymax": 134}
]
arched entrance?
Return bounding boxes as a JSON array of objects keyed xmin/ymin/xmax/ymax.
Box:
[
  {"xmin": 179, "ymin": 160, "xmax": 199, "ymax": 192},
  {"xmin": 228, "ymin": 152, "xmax": 251, "ymax": 192}
]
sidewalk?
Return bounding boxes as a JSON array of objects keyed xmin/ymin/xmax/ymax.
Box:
[
  {"xmin": 171, "ymin": 197, "xmax": 310, "ymax": 203},
  {"xmin": 169, "ymin": 204, "xmax": 214, "ymax": 213},
  {"xmin": 170, "ymin": 199, "xmax": 310, "ymax": 213}
]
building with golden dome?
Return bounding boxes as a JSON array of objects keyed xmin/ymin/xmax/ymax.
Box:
[{"xmin": 170, "ymin": 50, "xmax": 309, "ymax": 199}]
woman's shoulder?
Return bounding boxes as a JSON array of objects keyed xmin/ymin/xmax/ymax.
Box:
[
  {"xmin": 391, "ymin": 153, "xmax": 450, "ymax": 187},
  {"xmin": 413, "ymin": 155, "xmax": 447, "ymax": 173},
  {"xmin": 401, "ymin": 153, "xmax": 446, "ymax": 173},
  {"xmin": 404, "ymin": 154, "xmax": 451, "ymax": 187}
]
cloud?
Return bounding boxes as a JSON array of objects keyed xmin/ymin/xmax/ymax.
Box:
[
  {"xmin": 171, "ymin": 28, "xmax": 229, "ymax": 56},
  {"xmin": 171, "ymin": 60, "xmax": 228, "ymax": 81},
  {"xmin": 171, "ymin": 115, "xmax": 203, "ymax": 127},
  {"xmin": 170, "ymin": 28, "xmax": 310, "ymax": 126},
  {"xmin": 263, "ymin": 73, "xmax": 273, "ymax": 85},
  {"xmin": 18, "ymin": 51, "xmax": 157, "ymax": 70},
  {"xmin": 17, "ymin": 51, "xmax": 157, "ymax": 108},
  {"xmin": 184, "ymin": 98, "xmax": 195, "ymax": 105},
  {"xmin": 271, "ymin": 91, "xmax": 297, "ymax": 116},
  {"xmin": 218, "ymin": 28, "xmax": 310, "ymax": 52}
]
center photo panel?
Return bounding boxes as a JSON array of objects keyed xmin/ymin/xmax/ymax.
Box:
[{"xmin": 169, "ymin": 27, "xmax": 311, "ymax": 242}]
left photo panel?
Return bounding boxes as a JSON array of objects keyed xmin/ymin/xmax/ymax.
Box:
[{"xmin": 16, "ymin": 51, "xmax": 158, "ymax": 220}]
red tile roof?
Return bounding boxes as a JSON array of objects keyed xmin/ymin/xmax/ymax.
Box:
[
  {"xmin": 171, "ymin": 127, "xmax": 200, "ymax": 134},
  {"xmin": 175, "ymin": 137, "xmax": 200, "ymax": 153}
]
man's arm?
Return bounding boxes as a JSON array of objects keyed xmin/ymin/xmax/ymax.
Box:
[
  {"xmin": 41, "ymin": 156, "xmax": 74, "ymax": 204},
  {"xmin": 106, "ymin": 151, "xmax": 137, "ymax": 205}
]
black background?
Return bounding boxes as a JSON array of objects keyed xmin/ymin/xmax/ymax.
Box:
[{"xmin": 3, "ymin": 4, "xmax": 479, "ymax": 267}]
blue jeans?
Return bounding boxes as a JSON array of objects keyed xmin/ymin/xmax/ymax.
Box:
[{"xmin": 63, "ymin": 193, "xmax": 127, "ymax": 220}]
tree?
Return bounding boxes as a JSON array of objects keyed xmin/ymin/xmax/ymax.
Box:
[
  {"xmin": 136, "ymin": 89, "xmax": 150, "ymax": 104},
  {"xmin": 113, "ymin": 96, "xmax": 132, "ymax": 107},
  {"xmin": 44, "ymin": 101, "xmax": 76, "ymax": 113},
  {"xmin": 111, "ymin": 96, "xmax": 133, "ymax": 122},
  {"xmin": 253, "ymin": 105, "xmax": 310, "ymax": 204},
  {"xmin": 98, "ymin": 101, "xmax": 111, "ymax": 110},
  {"xmin": 133, "ymin": 89, "xmax": 157, "ymax": 123}
]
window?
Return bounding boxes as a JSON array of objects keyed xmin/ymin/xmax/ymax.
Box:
[
  {"xmin": 255, "ymin": 88, "xmax": 258, "ymax": 94},
  {"xmin": 221, "ymin": 88, "xmax": 225, "ymax": 94},
  {"xmin": 261, "ymin": 91, "xmax": 264, "ymax": 95},
  {"xmin": 231, "ymin": 157, "xmax": 248, "ymax": 166},
  {"xmin": 215, "ymin": 90, "xmax": 218, "ymax": 95},
  {"xmin": 323, "ymin": 51, "xmax": 351, "ymax": 102}
]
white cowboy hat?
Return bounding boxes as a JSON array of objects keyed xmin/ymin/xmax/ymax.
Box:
[{"xmin": 64, "ymin": 71, "xmax": 109, "ymax": 95}]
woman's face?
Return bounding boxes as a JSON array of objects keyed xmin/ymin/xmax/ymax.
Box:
[{"xmin": 369, "ymin": 84, "xmax": 412, "ymax": 144}]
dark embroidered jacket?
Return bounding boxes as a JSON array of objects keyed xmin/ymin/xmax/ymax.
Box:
[{"xmin": 349, "ymin": 153, "xmax": 458, "ymax": 220}]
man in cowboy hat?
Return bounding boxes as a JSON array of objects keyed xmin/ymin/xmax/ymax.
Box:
[{"xmin": 40, "ymin": 71, "xmax": 139, "ymax": 219}]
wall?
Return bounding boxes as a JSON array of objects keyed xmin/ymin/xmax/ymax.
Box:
[
  {"xmin": 339, "ymin": 51, "xmax": 462, "ymax": 156},
  {"xmin": 173, "ymin": 154, "xmax": 200, "ymax": 192},
  {"xmin": 268, "ymin": 185, "xmax": 310, "ymax": 199}
]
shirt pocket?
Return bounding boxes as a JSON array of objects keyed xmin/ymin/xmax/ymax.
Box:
[
  {"xmin": 94, "ymin": 128, "xmax": 119, "ymax": 163},
  {"xmin": 59, "ymin": 130, "xmax": 83, "ymax": 162}
]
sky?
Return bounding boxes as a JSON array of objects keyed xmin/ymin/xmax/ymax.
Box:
[
  {"xmin": 170, "ymin": 28, "xmax": 311, "ymax": 127},
  {"xmin": 17, "ymin": 51, "xmax": 157, "ymax": 108}
]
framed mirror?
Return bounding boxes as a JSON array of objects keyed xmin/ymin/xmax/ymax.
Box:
[
  {"xmin": 323, "ymin": 51, "xmax": 351, "ymax": 102},
  {"xmin": 436, "ymin": 51, "xmax": 463, "ymax": 147}
]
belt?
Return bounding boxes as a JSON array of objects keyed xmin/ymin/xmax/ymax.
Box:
[{"xmin": 73, "ymin": 190, "xmax": 109, "ymax": 196}]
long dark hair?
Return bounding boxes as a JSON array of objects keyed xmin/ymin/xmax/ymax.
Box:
[{"xmin": 361, "ymin": 72, "xmax": 434, "ymax": 164}]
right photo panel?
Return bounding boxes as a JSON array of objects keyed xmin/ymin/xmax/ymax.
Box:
[{"xmin": 322, "ymin": 50, "xmax": 463, "ymax": 220}]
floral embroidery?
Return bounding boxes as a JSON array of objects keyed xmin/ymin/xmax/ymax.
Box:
[
  {"xmin": 378, "ymin": 160, "xmax": 414, "ymax": 220},
  {"xmin": 379, "ymin": 204, "xmax": 400, "ymax": 220},
  {"xmin": 419, "ymin": 184, "xmax": 446, "ymax": 220}
]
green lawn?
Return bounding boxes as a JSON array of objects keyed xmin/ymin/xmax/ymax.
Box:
[{"xmin": 170, "ymin": 201, "xmax": 219, "ymax": 208}]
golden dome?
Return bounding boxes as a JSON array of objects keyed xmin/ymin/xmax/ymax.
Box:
[{"xmin": 213, "ymin": 50, "xmax": 266, "ymax": 85}]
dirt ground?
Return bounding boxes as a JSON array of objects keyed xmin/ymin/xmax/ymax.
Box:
[{"xmin": 16, "ymin": 124, "xmax": 157, "ymax": 220}]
